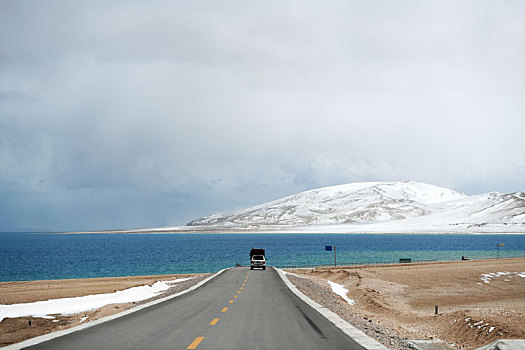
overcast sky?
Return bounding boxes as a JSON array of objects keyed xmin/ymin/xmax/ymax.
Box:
[{"xmin": 1, "ymin": 1, "xmax": 524, "ymax": 231}]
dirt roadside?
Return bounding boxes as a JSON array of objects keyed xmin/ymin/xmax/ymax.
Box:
[
  {"xmin": 0, "ymin": 273, "xmax": 208, "ymax": 347},
  {"xmin": 287, "ymin": 257, "xmax": 525, "ymax": 350}
]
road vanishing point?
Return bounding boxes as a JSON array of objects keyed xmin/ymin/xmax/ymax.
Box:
[{"xmin": 25, "ymin": 267, "xmax": 366, "ymax": 350}]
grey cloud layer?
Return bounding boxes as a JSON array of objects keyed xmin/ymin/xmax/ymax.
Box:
[{"xmin": 1, "ymin": 1, "xmax": 524, "ymax": 230}]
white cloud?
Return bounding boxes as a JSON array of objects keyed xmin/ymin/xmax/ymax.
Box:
[{"xmin": 1, "ymin": 0, "xmax": 524, "ymax": 230}]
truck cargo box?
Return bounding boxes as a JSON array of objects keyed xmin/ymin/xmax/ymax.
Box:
[{"xmin": 250, "ymin": 248, "xmax": 265, "ymax": 258}]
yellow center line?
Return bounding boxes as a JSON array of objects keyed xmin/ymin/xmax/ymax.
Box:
[
  {"xmin": 221, "ymin": 307, "xmax": 228, "ymax": 312},
  {"xmin": 242, "ymin": 283, "xmax": 245, "ymax": 286},
  {"xmin": 240, "ymin": 287, "xmax": 244, "ymax": 290},
  {"xmin": 187, "ymin": 336, "xmax": 204, "ymax": 349},
  {"xmin": 229, "ymin": 299, "xmax": 234, "ymax": 304},
  {"xmin": 209, "ymin": 318, "xmax": 219, "ymax": 326},
  {"xmin": 237, "ymin": 291, "xmax": 241, "ymax": 294},
  {"xmin": 234, "ymin": 295, "xmax": 238, "ymax": 298}
]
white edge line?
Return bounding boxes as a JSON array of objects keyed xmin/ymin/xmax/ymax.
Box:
[
  {"xmin": 2, "ymin": 268, "xmax": 230, "ymax": 350},
  {"xmin": 275, "ymin": 268, "xmax": 389, "ymax": 350}
]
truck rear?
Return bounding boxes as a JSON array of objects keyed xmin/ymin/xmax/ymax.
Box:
[{"xmin": 250, "ymin": 248, "xmax": 266, "ymax": 270}]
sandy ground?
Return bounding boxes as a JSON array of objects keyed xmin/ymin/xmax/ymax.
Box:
[
  {"xmin": 288, "ymin": 257, "xmax": 525, "ymax": 349},
  {"xmin": 0, "ymin": 273, "xmax": 208, "ymax": 347}
]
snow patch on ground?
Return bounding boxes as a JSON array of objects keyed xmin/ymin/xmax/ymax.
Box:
[
  {"xmin": 465, "ymin": 318, "xmax": 491, "ymax": 331},
  {"xmin": 479, "ymin": 271, "xmax": 525, "ymax": 284},
  {"xmin": 327, "ymin": 280, "xmax": 355, "ymax": 305},
  {"xmin": 0, "ymin": 279, "xmax": 192, "ymax": 322},
  {"xmin": 282, "ymin": 271, "xmax": 356, "ymax": 306}
]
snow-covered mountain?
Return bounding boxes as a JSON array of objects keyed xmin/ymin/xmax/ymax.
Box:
[{"xmin": 187, "ymin": 181, "xmax": 525, "ymax": 233}]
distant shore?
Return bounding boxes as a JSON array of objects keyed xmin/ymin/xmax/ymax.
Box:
[{"xmin": 41, "ymin": 225, "xmax": 525, "ymax": 235}]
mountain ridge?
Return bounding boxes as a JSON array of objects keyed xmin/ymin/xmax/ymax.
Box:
[{"xmin": 187, "ymin": 181, "xmax": 525, "ymax": 233}]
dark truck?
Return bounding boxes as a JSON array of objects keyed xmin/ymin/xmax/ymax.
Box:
[{"xmin": 250, "ymin": 248, "xmax": 266, "ymax": 270}]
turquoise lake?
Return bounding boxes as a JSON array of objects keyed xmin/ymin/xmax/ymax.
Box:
[{"xmin": 1, "ymin": 233, "xmax": 524, "ymax": 282}]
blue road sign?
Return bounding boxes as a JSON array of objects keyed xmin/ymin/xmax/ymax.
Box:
[{"xmin": 325, "ymin": 245, "xmax": 332, "ymax": 251}]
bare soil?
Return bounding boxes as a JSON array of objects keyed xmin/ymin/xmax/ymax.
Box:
[
  {"xmin": 288, "ymin": 257, "xmax": 525, "ymax": 349},
  {"xmin": 0, "ymin": 273, "xmax": 208, "ymax": 347}
]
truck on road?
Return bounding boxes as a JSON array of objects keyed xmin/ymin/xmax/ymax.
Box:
[{"xmin": 250, "ymin": 248, "xmax": 266, "ymax": 270}]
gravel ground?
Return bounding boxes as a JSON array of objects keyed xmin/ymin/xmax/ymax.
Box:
[{"xmin": 287, "ymin": 274, "xmax": 412, "ymax": 350}]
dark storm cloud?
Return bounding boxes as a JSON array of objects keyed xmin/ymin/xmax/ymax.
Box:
[{"xmin": 1, "ymin": 0, "xmax": 524, "ymax": 231}]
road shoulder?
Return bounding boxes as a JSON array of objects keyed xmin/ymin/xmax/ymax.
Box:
[{"xmin": 275, "ymin": 267, "xmax": 388, "ymax": 350}]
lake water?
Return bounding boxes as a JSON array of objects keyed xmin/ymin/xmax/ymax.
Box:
[{"xmin": 1, "ymin": 233, "xmax": 524, "ymax": 282}]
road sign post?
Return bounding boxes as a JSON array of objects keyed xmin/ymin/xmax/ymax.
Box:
[
  {"xmin": 325, "ymin": 245, "xmax": 336, "ymax": 266},
  {"xmin": 497, "ymin": 243, "xmax": 504, "ymax": 259}
]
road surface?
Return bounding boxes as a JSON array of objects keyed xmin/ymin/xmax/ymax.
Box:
[{"xmin": 27, "ymin": 267, "xmax": 365, "ymax": 349}]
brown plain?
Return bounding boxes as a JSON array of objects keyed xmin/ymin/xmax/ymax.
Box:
[
  {"xmin": 290, "ymin": 258, "xmax": 525, "ymax": 349},
  {"xmin": 0, "ymin": 274, "xmax": 200, "ymax": 304}
]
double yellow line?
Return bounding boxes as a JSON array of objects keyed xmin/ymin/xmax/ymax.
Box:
[{"xmin": 186, "ymin": 271, "xmax": 251, "ymax": 349}]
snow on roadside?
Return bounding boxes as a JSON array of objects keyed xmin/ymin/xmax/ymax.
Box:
[
  {"xmin": 327, "ymin": 280, "xmax": 355, "ymax": 305},
  {"xmin": 0, "ymin": 278, "xmax": 192, "ymax": 322},
  {"xmin": 166, "ymin": 277, "xmax": 193, "ymax": 284},
  {"xmin": 280, "ymin": 270, "xmax": 308, "ymax": 279}
]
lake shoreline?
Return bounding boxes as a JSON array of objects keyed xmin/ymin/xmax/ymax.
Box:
[{"xmin": 45, "ymin": 229, "xmax": 525, "ymax": 235}]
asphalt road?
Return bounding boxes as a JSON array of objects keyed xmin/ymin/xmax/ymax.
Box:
[{"xmin": 27, "ymin": 267, "xmax": 365, "ymax": 350}]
